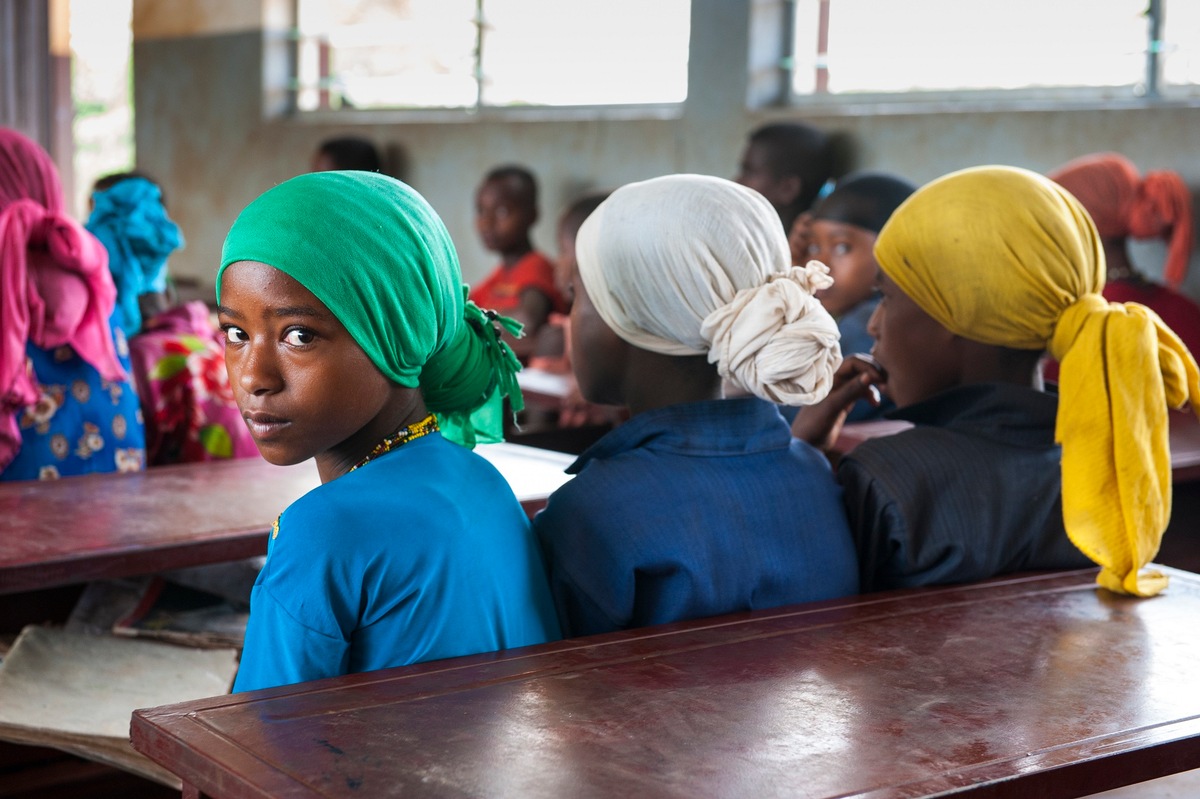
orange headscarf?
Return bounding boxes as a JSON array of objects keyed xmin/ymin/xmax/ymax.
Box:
[{"xmin": 1049, "ymin": 152, "xmax": 1194, "ymax": 289}]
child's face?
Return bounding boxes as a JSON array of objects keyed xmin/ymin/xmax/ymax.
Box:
[
  {"xmin": 805, "ymin": 219, "xmax": 880, "ymax": 318},
  {"xmin": 867, "ymin": 272, "xmax": 960, "ymax": 408},
  {"xmin": 567, "ymin": 261, "xmax": 627, "ymax": 406},
  {"xmin": 734, "ymin": 141, "xmax": 795, "ymax": 211},
  {"xmin": 218, "ymin": 261, "xmax": 398, "ymax": 471},
  {"xmin": 475, "ymin": 177, "xmax": 535, "ymax": 255}
]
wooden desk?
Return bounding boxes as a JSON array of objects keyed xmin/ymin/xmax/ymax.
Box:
[
  {"xmin": 131, "ymin": 567, "xmax": 1200, "ymax": 799},
  {"xmin": 836, "ymin": 412, "xmax": 1200, "ymax": 484},
  {"xmin": 0, "ymin": 443, "xmax": 572, "ymax": 597},
  {"xmin": 0, "ymin": 458, "xmax": 317, "ymax": 596},
  {"xmin": 1168, "ymin": 410, "xmax": 1200, "ymax": 483}
]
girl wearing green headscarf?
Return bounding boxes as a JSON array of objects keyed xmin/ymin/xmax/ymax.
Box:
[
  {"xmin": 798, "ymin": 166, "xmax": 1199, "ymax": 597},
  {"xmin": 219, "ymin": 171, "xmax": 559, "ymax": 692}
]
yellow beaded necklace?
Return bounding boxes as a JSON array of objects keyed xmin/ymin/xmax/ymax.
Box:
[{"xmin": 349, "ymin": 413, "xmax": 440, "ymax": 472}]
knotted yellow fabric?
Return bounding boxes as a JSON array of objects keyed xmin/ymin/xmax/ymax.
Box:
[{"xmin": 875, "ymin": 165, "xmax": 1200, "ymax": 597}]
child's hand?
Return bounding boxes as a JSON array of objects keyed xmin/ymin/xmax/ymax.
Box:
[{"xmin": 790, "ymin": 354, "xmax": 887, "ymax": 452}]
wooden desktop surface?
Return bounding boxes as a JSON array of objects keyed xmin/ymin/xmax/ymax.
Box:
[
  {"xmin": 836, "ymin": 410, "xmax": 1200, "ymax": 483},
  {"xmin": 131, "ymin": 567, "xmax": 1200, "ymax": 799},
  {"xmin": 0, "ymin": 443, "xmax": 572, "ymax": 596}
]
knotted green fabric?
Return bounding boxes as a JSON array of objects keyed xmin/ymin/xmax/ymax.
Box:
[{"xmin": 217, "ymin": 171, "xmax": 523, "ymax": 447}]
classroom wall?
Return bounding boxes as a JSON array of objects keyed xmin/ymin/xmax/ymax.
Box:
[{"xmin": 132, "ymin": 0, "xmax": 1200, "ymax": 299}]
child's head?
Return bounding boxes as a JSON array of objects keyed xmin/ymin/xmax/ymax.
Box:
[
  {"xmin": 555, "ymin": 192, "xmax": 609, "ymax": 301},
  {"xmin": 570, "ymin": 174, "xmax": 841, "ymax": 408},
  {"xmin": 805, "ymin": 173, "xmax": 915, "ymax": 317},
  {"xmin": 1048, "ymin": 152, "xmax": 1193, "ymax": 288},
  {"xmin": 872, "ymin": 164, "xmax": 1200, "ymax": 597},
  {"xmin": 475, "ymin": 165, "xmax": 538, "ymax": 258},
  {"xmin": 218, "ymin": 172, "xmax": 520, "ymax": 475},
  {"xmin": 311, "ymin": 136, "xmax": 383, "ymax": 173},
  {"xmin": 92, "ymin": 170, "xmax": 164, "ymax": 206},
  {"xmin": 0, "ymin": 127, "xmax": 64, "ymax": 212},
  {"xmin": 86, "ymin": 173, "xmax": 184, "ymax": 333},
  {"xmin": 735, "ymin": 122, "xmax": 838, "ymax": 232}
]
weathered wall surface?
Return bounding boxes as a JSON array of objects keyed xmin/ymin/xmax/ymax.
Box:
[{"xmin": 132, "ymin": 0, "xmax": 1200, "ymax": 297}]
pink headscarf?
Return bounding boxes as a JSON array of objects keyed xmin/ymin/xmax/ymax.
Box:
[
  {"xmin": 1049, "ymin": 152, "xmax": 1194, "ymax": 289},
  {"xmin": 0, "ymin": 127, "xmax": 125, "ymax": 470}
]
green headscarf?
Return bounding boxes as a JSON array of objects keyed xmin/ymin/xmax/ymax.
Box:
[{"xmin": 217, "ymin": 171, "xmax": 523, "ymax": 447}]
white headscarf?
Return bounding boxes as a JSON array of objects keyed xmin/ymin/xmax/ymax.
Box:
[{"xmin": 575, "ymin": 174, "xmax": 842, "ymax": 405}]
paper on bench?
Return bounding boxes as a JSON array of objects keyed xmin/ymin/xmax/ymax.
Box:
[{"xmin": 0, "ymin": 625, "xmax": 238, "ymax": 787}]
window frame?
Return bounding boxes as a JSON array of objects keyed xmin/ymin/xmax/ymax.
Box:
[
  {"xmin": 780, "ymin": 0, "xmax": 1200, "ymax": 114},
  {"xmin": 285, "ymin": 0, "xmax": 691, "ymax": 121}
]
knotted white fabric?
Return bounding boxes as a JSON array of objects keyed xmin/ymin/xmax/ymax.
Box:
[{"xmin": 575, "ymin": 174, "xmax": 842, "ymax": 405}]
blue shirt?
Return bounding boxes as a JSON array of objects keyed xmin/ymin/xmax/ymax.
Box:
[
  {"xmin": 233, "ymin": 431, "xmax": 562, "ymax": 692},
  {"xmin": 532, "ymin": 397, "xmax": 859, "ymax": 637}
]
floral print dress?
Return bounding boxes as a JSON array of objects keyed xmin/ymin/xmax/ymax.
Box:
[
  {"xmin": 129, "ymin": 301, "xmax": 258, "ymax": 465},
  {"xmin": 2, "ymin": 323, "xmax": 146, "ymax": 481}
]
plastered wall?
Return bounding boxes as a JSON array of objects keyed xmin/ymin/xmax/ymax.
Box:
[{"xmin": 132, "ymin": 0, "xmax": 1200, "ymax": 299}]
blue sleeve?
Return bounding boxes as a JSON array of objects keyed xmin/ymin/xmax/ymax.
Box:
[
  {"xmin": 231, "ymin": 494, "xmax": 354, "ymax": 692},
  {"xmin": 232, "ymin": 581, "xmax": 350, "ymax": 692},
  {"xmin": 532, "ymin": 484, "xmax": 631, "ymax": 638}
]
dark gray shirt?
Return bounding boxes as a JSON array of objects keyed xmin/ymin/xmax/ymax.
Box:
[{"xmin": 839, "ymin": 383, "xmax": 1092, "ymax": 592}]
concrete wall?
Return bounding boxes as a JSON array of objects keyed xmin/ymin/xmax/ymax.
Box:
[{"xmin": 132, "ymin": 0, "xmax": 1200, "ymax": 299}]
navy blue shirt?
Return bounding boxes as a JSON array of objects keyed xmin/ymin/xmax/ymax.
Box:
[{"xmin": 532, "ymin": 397, "xmax": 859, "ymax": 637}]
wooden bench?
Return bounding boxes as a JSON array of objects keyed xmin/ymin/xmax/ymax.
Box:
[{"xmin": 131, "ymin": 567, "xmax": 1200, "ymax": 798}]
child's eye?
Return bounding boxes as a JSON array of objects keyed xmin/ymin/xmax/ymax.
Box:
[
  {"xmin": 222, "ymin": 325, "xmax": 248, "ymax": 344},
  {"xmin": 284, "ymin": 328, "xmax": 315, "ymax": 346},
  {"xmin": 833, "ymin": 243, "xmax": 851, "ymax": 256}
]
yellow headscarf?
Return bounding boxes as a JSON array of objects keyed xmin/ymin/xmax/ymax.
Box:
[{"xmin": 874, "ymin": 165, "xmax": 1200, "ymax": 597}]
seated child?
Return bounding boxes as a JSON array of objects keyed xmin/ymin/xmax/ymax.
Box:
[
  {"xmin": 219, "ymin": 171, "xmax": 560, "ymax": 691},
  {"xmin": 798, "ymin": 166, "xmax": 1199, "ymax": 596},
  {"xmin": 734, "ymin": 121, "xmax": 840, "ymax": 236},
  {"xmin": 310, "ymin": 135, "xmax": 383, "ymax": 173},
  {"xmin": 470, "ymin": 165, "xmax": 567, "ymax": 359},
  {"xmin": 532, "ymin": 174, "xmax": 858, "ymax": 637},
  {"xmin": 1048, "ymin": 152, "xmax": 1200, "ymax": 357},
  {"xmin": 527, "ymin": 192, "xmax": 625, "ymax": 431},
  {"xmin": 793, "ymin": 172, "xmax": 914, "ymax": 424},
  {"xmin": 87, "ymin": 172, "xmax": 257, "ymax": 464},
  {"xmin": 0, "ymin": 127, "xmax": 146, "ymax": 481}
]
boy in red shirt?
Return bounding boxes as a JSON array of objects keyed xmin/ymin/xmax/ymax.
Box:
[{"xmin": 470, "ymin": 165, "xmax": 566, "ymax": 360}]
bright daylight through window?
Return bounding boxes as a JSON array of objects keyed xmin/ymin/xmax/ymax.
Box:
[
  {"xmin": 790, "ymin": 0, "xmax": 1199, "ymax": 101},
  {"xmin": 294, "ymin": 0, "xmax": 691, "ymax": 111}
]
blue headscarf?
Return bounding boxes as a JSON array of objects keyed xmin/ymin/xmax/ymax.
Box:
[{"xmin": 86, "ymin": 176, "xmax": 184, "ymax": 334}]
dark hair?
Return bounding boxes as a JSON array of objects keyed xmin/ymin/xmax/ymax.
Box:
[
  {"xmin": 559, "ymin": 191, "xmax": 610, "ymax": 237},
  {"xmin": 315, "ymin": 136, "xmax": 383, "ymax": 172},
  {"xmin": 810, "ymin": 172, "xmax": 916, "ymax": 234},
  {"xmin": 483, "ymin": 164, "xmax": 538, "ymax": 210},
  {"xmin": 93, "ymin": 170, "xmax": 166, "ymax": 206},
  {"xmin": 748, "ymin": 123, "xmax": 846, "ymax": 212}
]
